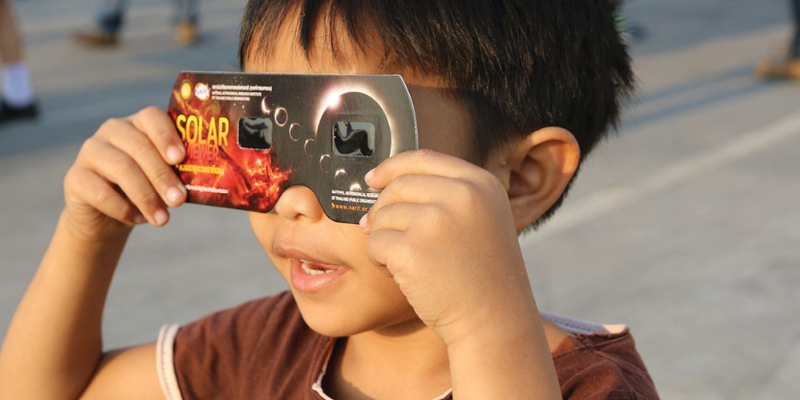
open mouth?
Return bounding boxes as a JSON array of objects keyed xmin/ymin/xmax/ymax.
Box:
[
  {"xmin": 299, "ymin": 259, "xmax": 346, "ymax": 276},
  {"xmin": 288, "ymin": 258, "xmax": 350, "ymax": 294}
]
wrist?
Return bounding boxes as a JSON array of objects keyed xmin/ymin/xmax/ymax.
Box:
[
  {"xmin": 445, "ymin": 297, "xmax": 562, "ymax": 399},
  {"xmin": 436, "ymin": 265, "xmax": 541, "ymax": 347},
  {"xmin": 60, "ymin": 208, "xmax": 133, "ymax": 248},
  {"xmin": 54, "ymin": 210, "xmax": 132, "ymax": 272},
  {"xmin": 443, "ymin": 292, "xmax": 541, "ymax": 350}
]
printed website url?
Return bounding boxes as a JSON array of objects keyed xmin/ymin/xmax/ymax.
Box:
[{"xmin": 185, "ymin": 185, "xmax": 229, "ymax": 194}]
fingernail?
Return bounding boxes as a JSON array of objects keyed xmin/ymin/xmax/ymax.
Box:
[
  {"xmin": 133, "ymin": 213, "xmax": 145, "ymax": 225},
  {"xmin": 167, "ymin": 145, "xmax": 185, "ymax": 164},
  {"xmin": 364, "ymin": 168, "xmax": 375, "ymax": 183},
  {"xmin": 154, "ymin": 209, "xmax": 169, "ymax": 226},
  {"xmin": 359, "ymin": 213, "xmax": 368, "ymax": 231},
  {"xmin": 166, "ymin": 187, "xmax": 183, "ymax": 204}
]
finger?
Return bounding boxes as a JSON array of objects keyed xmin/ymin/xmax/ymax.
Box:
[
  {"xmin": 371, "ymin": 173, "xmax": 460, "ymax": 211},
  {"xmin": 83, "ymin": 140, "xmax": 170, "ymax": 226},
  {"xmin": 364, "ymin": 173, "xmax": 474, "ymax": 234},
  {"xmin": 128, "ymin": 106, "xmax": 186, "ymax": 165},
  {"xmin": 66, "ymin": 167, "xmax": 143, "ymax": 225},
  {"xmin": 365, "ymin": 149, "xmax": 478, "ymax": 189},
  {"xmin": 104, "ymin": 119, "xmax": 186, "ymax": 207},
  {"xmin": 365, "ymin": 228, "xmax": 406, "ymax": 271},
  {"xmin": 362, "ymin": 202, "xmax": 421, "ymax": 234}
]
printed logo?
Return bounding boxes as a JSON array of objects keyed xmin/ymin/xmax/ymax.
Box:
[
  {"xmin": 194, "ymin": 82, "xmax": 210, "ymax": 101},
  {"xmin": 180, "ymin": 80, "xmax": 193, "ymax": 100}
]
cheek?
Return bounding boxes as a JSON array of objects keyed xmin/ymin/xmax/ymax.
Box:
[
  {"xmin": 412, "ymin": 105, "xmax": 475, "ymax": 161},
  {"xmin": 248, "ymin": 212, "xmax": 273, "ymax": 246},
  {"xmin": 418, "ymin": 131, "xmax": 470, "ymax": 159},
  {"xmin": 249, "ymin": 212, "xmax": 288, "ymax": 277}
]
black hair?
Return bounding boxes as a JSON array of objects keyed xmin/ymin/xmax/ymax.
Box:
[{"xmin": 239, "ymin": 0, "xmax": 634, "ymax": 230}]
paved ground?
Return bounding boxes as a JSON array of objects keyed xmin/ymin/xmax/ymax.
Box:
[{"xmin": 1, "ymin": 0, "xmax": 799, "ymax": 398}]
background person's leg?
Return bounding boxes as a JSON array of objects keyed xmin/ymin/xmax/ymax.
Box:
[
  {"xmin": 0, "ymin": 0, "xmax": 38, "ymax": 124},
  {"xmin": 71, "ymin": 0, "xmax": 128, "ymax": 47},
  {"xmin": 789, "ymin": 0, "xmax": 800, "ymax": 58},
  {"xmin": 755, "ymin": 0, "xmax": 800, "ymax": 79},
  {"xmin": 173, "ymin": 0, "xmax": 199, "ymax": 46}
]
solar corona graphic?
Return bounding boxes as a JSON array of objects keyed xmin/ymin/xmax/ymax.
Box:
[{"xmin": 168, "ymin": 71, "xmax": 418, "ymax": 223}]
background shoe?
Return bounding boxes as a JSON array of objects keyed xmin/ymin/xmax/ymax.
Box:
[
  {"xmin": 71, "ymin": 27, "xmax": 119, "ymax": 47},
  {"xmin": 755, "ymin": 57, "xmax": 800, "ymax": 80},
  {"xmin": 0, "ymin": 100, "xmax": 39, "ymax": 125},
  {"xmin": 174, "ymin": 22, "xmax": 199, "ymax": 47}
]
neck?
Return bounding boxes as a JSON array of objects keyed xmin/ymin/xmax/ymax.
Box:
[{"xmin": 324, "ymin": 319, "xmax": 452, "ymax": 400}]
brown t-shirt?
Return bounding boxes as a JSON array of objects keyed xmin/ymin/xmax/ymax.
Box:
[{"xmin": 161, "ymin": 292, "xmax": 659, "ymax": 400}]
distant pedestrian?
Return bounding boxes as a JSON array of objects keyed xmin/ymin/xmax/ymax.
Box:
[
  {"xmin": 756, "ymin": 0, "xmax": 800, "ymax": 79},
  {"xmin": 0, "ymin": 0, "xmax": 38, "ymax": 125},
  {"xmin": 71, "ymin": 0, "xmax": 200, "ymax": 48}
]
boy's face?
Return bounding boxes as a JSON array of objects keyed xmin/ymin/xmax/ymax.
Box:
[{"xmin": 246, "ymin": 18, "xmax": 481, "ymax": 337}]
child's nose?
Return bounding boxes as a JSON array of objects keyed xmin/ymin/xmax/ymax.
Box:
[{"xmin": 274, "ymin": 185, "xmax": 324, "ymax": 222}]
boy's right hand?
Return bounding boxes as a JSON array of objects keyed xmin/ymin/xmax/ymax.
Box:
[{"xmin": 63, "ymin": 106, "xmax": 187, "ymax": 242}]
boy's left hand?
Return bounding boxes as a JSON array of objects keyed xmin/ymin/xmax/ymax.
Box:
[{"xmin": 360, "ymin": 149, "xmax": 538, "ymax": 346}]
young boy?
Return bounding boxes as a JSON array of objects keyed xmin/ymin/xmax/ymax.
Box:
[{"xmin": 0, "ymin": 0, "xmax": 658, "ymax": 399}]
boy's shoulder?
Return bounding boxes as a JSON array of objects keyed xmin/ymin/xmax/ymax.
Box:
[{"xmin": 544, "ymin": 313, "xmax": 661, "ymax": 400}]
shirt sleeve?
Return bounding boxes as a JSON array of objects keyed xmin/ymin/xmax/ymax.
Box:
[
  {"xmin": 156, "ymin": 324, "xmax": 183, "ymax": 400},
  {"xmin": 554, "ymin": 332, "xmax": 660, "ymax": 400}
]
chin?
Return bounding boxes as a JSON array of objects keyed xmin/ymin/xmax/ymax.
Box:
[
  {"xmin": 294, "ymin": 294, "xmax": 419, "ymax": 338},
  {"xmin": 297, "ymin": 305, "xmax": 370, "ymax": 337}
]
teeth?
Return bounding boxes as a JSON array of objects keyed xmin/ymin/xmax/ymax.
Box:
[{"xmin": 300, "ymin": 260, "xmax": 341, "ymax": 276}]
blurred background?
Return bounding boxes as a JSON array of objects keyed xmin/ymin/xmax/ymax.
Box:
[{"xmin": 1, "ymin": 0, "xmax": 799, "ymax": 398}]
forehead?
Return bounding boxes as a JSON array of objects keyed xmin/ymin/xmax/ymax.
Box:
[
  {"xmin": 243, "ymin": 17, "xmax": 367, "ymax": 74},
  {"xmin": 243, "ymin": 5, "xmax": 447, "ymax": 82}
]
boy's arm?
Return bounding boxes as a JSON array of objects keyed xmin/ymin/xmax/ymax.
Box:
[
  {"xmin": 361, "ymin": 149, "xmax": 563, "ymax": 400},
  {"xmin": 0, "ymin": 107, "xmax": 186, "ymax": 400},
  {"xmin": 0, "ymin": 215, "xmax": 164, "ymax": 400}
]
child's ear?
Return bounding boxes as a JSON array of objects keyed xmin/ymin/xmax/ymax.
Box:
[{"xmin": 485, "ymin": 127, "xmax": 580, "ymax": 232}]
